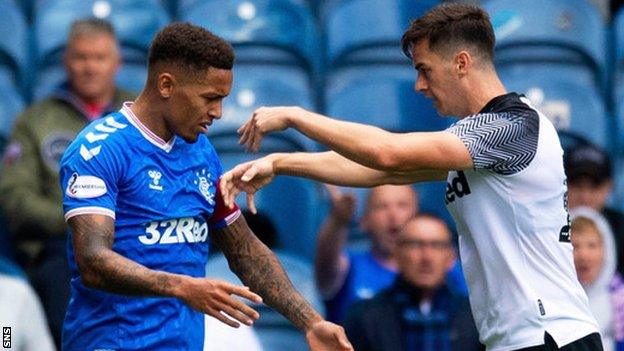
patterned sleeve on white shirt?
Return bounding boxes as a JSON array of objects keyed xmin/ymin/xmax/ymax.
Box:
[{"xmin": 446, "ymin": 111, "xmax": 539, "ymax": 175}]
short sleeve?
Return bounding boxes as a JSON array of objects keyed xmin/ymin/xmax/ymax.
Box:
[
  {"xmin": 446, "ymin": 111, "xmax": 539, "ymax": 175},
  {"xmin": 60, "ymin": 142, "xmax": 122, "ymax": 221}
]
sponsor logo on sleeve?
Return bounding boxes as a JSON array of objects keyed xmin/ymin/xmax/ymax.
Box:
[{"xmin": 66, "ymin": 172, "xmax": 107, "ymax": 198}]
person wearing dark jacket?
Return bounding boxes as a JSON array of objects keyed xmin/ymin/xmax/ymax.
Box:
[{"xmin": 343, "ymin": 214, "xmax": 482, "ymax": 351}]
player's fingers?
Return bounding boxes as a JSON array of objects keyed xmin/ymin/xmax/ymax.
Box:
[
  {"xmin": 221, "ymin": 296, "xmax": 260, "ymax": 322},
  {"xmin": 208, "ymin": 308, "xmax": 241, "ymax": 328},
  {"xmin": 221, "ymin": 282, "xmax": 263, "ymax": 304},
  {"xmin": 238, "ymin": 120, "xmax": 252, "ymax": 145},
  {"xmin": 218, "ymin": 302, "xmax": 257, "ymax": 326},
  {"xmin": 240, "ymin": 165, "xmax": 258, "ymax": 182},
  {"xmin": 219, "ymin": 175, "xmax": 233, "ymax": 208},
  {"xmin": 247, "ymin": 193, "xmax": 257, "ymax": 214}
]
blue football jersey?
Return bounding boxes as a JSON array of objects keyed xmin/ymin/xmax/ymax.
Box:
[{"xmin": 59, "ymin": 103, "xmax": 241, "ymax": 350}]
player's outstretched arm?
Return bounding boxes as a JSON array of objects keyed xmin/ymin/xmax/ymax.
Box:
[
  {"xmin": 69, "ymin": 214, "xmax": 262, "ymax": 328},
  {"xmin": 211, "ymin": 215, "xmax": 353, "ymax": 351},
  {"xmin": 239, "ymin": 106, "xmax": 473, "ymax": 172},
  {"xmin": 220, "ymin": 151, "xmax": 447, "ymax": 210}
]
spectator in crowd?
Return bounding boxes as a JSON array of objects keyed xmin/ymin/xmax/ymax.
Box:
[
  {"xmin": 0, "ymin": 17, "xmax": 134, "ymax": 347},
  {"xmin": 343, "ymin": 214, "xmax": 481, "ymax": 351},
  {"xmin": 571, "ymin": 207, "xmax": 624, "ymax": 351},
  {"xmin": 315, "ymin": 184, "xmax": 418, "ymax": 322},
  {"xmin": 564, "ymin": 143, "xmax": 624, "ymax": 276},
  {"xmin": 0, "ymin": 256, "xmax": 56, "ymax": 351}
]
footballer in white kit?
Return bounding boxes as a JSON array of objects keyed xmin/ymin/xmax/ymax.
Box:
[{"xmin": 219, "ymin": 3, "xmax": 603, "ymax": 351}]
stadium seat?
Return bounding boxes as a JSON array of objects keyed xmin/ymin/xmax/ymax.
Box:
[
  {"xmin": 500, "ymin": 69, "xmax": 609, "ymax": 149},
  {"xmin": 484, "ymin": 0, "xmax": 605, "ymax": 90},
  {"xmin": 0, "ymin": 77, "xmax": 25, "ymax": 153},
  {"xmin": 613, "ymin": 6, "xmax": 624, "ymax": 71},
  {"xmin": 180, "ymin": 0, "xmax": 320, "ymax": 71},
  {"xmin": 208, "ymin": 65, "xmax": 317, "ymax": 152},
  {"xmin": 217, "ymin": 152, "xmax": 328, "ymax": 260},
  {"xmin": 612, "ymin": 157, "xmax": 624, "ymax": 212},
  {"xmin": 324, "ymin": 0, "xmax": 440, "ymax": 67},
  {"xmin": 326, "ymin": 66, "xmax": 453, "ymax": 132},
  {"xmin": 33, "ymin": 0, "xmax": 170, "ymax": 98},
  {"xmin": 0, "ymin": 0, "xmax": 28, "ymax": 90},
  {"xmin": 205, "ymin": 251, "xmax": 322, "ymax": 349}
]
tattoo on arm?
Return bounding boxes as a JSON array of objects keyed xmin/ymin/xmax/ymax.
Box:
[
  {"xmin": 69, "ymin": 214, "xmax": 182, "ymax": 297},
  {"xmin": 211, "ymin": 215, "xmax": 322, "ymax": 331}
]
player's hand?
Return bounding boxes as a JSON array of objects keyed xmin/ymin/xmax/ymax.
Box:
[
  {"xmin": 305, "ymin": 321, "xmax": 353, "ymax": 351},
  {"xmin": 238, "ymin": 106, "xmax": 304, "ymax": 152},
  {"xmin": 178, "ymin": 277, "xmax": 262, "ymax": 328},
  {"xmin": 325, "ymin": 185, "xmax": 357, "ymax": 226},
  {"xmin": 220, "ymin": 156, "xmax": 277, "ymax": 213}
]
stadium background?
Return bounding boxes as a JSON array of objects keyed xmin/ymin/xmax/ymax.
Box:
[{"xmin": 0, "ymin": 0, "xmax": 621, "ymax": 349}]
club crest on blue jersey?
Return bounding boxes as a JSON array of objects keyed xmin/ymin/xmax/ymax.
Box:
[{"xmin": 194, "ymin": 168, "xmax": 215, "ymax": 206}]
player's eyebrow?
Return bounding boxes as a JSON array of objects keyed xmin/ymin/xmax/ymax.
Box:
[{"xmin": 414, "ymin": 63, "xmax": 425, "ymax": 70}]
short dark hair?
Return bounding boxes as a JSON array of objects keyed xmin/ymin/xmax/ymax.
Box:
[
  {"xmin": 148, "ymin": 22, "xmax": 235, "ymax": 74},
  {"xmin": 564, "ymin": 144, "xmax": 612, "ymax": 185},
  {"xmin": 68, "ymin": 18, "xmax": 116, "ymax": 42},
  {"xmin": 401, "ymin": 3, "xmax": 495, "ymax": 62}
]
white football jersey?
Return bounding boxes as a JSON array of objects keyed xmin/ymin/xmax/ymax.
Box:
[{"xmin": 445, "ymin": 93, "xmax": 599, "ymax": 350}]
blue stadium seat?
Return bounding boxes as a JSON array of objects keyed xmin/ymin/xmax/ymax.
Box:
[
  {"xmin": 208, "ymin": 65, "xmax": 317, "ymax": 152},
  {"xmin": 326, "ymin": 66, "xmax": 453, "ymax": 132},
  {"xmin": 0, "ymin": 0, "xmax": 28, "ymax": 90},
  {"xmin": 217, "ymin": 152, "xmax": 328, "ymax": 259},
  {"xmin": 324, "ymin": 0, "xmax": 440, "ymax": 67},
  {"xmin": 612, "ymin": 157, "xmax": 624, "ymax": 213},
  {"xmin": 33, "ymin": 0, "xmax": 169, "ymax": 97},
  {"xmin": 0, "ymin": 77, "xmax": 25, "ymax": 152},
  {"xmin": 180, "ymin": 0, "xmax": 320, "ymax": 71},
  {"xmin": 484, "ymin": 0, "xmax": 605, "ymax": 90},
  {"xmin": 115, "ymin": 65, "xmax": 147, "ymax": 94},
  {"xmin": 205, "ymin": 251, "xmax": 322, "ymax": 349},
  {"xmin": 500, "ymin": 69, "xmax": 609, "ymax": 149}
]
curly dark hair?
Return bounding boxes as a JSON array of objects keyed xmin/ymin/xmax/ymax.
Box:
[
  {"xmin": 401, "ymin": 3, "xmax": 495, "ymax": 63},
  {"xmin": 148, "ymin": 22, "xmax": 234, "ymax": 73}
]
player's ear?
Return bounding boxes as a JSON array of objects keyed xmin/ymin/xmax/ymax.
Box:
[
  {"xmin": 455, "ymin": 51, "xmax": 472, "ymax": 77},
  {"xmin": 158, "ymin": 73, "xmax": 175, "ymax": 98}
]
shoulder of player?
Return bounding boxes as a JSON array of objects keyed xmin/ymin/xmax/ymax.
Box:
[
  {"xmin": 73, "ymin": 113, "xmax": 132, "ymax": 146},
  {"xmin": 62, "ymin": 113, "xmax": 131, "ymax": 164}
]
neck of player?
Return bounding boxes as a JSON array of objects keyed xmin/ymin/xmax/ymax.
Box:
[{"xmin": 130, "ymin": 93, "xmax": 174, "ymax": 142}]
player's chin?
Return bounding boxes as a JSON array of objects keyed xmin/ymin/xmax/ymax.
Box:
[{"xmin": 180, "ymin": 131, "xmax": 201, "ymax": 143}]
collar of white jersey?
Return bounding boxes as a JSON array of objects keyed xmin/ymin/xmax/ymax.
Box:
[{"xmin": 120, "ymin": 102, "xmax": 176, "ymax": 152}]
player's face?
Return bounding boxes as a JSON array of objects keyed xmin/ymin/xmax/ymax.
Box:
[
  {"xmin": 572, "ymin": 226, "xmax": 604, "ymax": 286},
  {"xmin": 167, "ymin": 68, "xmax": 232, "ymax": 143},
  {"xmin": 64, "ymin": 34, "xmax": 120, "ymax": 102},
  {"xmin": 396, "ymin": 218, "xmax": 455, "ymax": 290},
  {"xmin": 362, "ymin": 185, "xmax": 418, "ymax": 256},
  {"xmin": 411, "ymin": 40, "xmax": 465, "ymax": 117}
]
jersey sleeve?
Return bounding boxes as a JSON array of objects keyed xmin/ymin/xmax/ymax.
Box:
[
  {"xmin": 445, "ymin": 111, "xmax": 539, "ymax": 175},
  {"xmin": 60, "ymin": 140, "xmax": 122, "ymax": 221}
]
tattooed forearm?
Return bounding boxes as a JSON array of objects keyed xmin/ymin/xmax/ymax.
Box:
[
  {"xmin": 68, "ymin": 214, "xmax": 183, "ymax": 297},
  {"xmin": 211, "ymin": 215, "xmax": 323, "ymax": 331}
]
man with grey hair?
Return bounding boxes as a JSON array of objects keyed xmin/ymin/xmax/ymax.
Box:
[{"xmin": 0, "ymin": 17, "xmax": 134, "ymax": 348}]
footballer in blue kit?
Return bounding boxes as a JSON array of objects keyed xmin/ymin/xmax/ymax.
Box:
[{"xmin": 59, "ymin": 23, "xmax": 352, "ymax": 351}]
